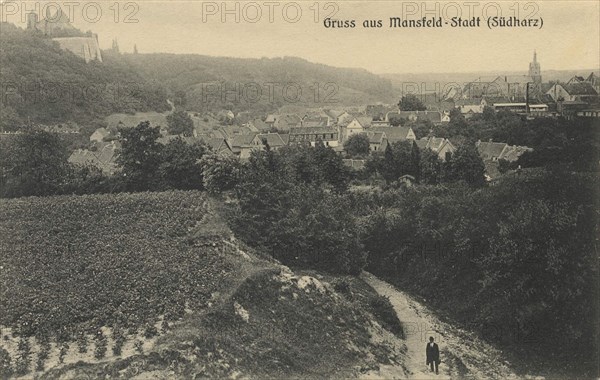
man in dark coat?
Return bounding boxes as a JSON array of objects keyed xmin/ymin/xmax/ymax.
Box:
[{"xmin": 426, "ymin": 336, "xmax": 440, "ymax": 374}]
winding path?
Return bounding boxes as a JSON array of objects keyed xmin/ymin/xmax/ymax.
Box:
[{"xmin": 362, "ymin": 272, "xmax": 521, "ymax": 379}]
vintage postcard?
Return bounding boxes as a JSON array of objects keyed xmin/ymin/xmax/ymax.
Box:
[{"xmin": 0, "ymin": 0, "xmax": 598, "ymax": 379}]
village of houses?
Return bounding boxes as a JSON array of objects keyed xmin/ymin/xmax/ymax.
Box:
[
  {"xmin": 4, "ymin": 9, "xmax": 599, "ymax": 182},
  {"xmin": 64, "ymin": 52, "xmax": 599, "ymax": 181}
]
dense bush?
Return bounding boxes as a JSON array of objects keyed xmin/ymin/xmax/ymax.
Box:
[
  {"xmin": 358, "ymin": 168, "xmax": 598, "ymax": 376},
  {"xmin": 230, "ymin": 144, "xmax": 364, "ymax": 274},
  {"xmin": 200, "ymin": 153, "xmax": 241, "ymax": 194}
]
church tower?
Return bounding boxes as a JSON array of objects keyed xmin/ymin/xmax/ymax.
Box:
[{"xmin": 529, "ymin": 50, "xmax": 542, "ymax": 84}]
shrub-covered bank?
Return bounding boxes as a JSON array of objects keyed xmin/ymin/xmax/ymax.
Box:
[{"xmin": 354, "ymin": 168, "xmax": 598, "ymax": 377}]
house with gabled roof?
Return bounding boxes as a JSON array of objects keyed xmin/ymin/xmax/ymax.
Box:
[
  {"xmin": 90, "ymin": 127, "xmax": 110, "ymax": 143},
  {"xmin": 355, "ymin": 116, "xmax": 373, "ymax": 128},
  {"xmin": 323, "ymin": 109, "xmax": 351, "ymax": 126},
  {"xmin": 246, "ymin": 118, "xmax": 271, "ymax": 133},
  {"xmin": 289, "ymin": 127, "xmax": 339, "ymax": 147},
  {"xmin": 200, "ymin": 137, "xmax": 234, "ymax": 156},
  {"xmin": 364, "ymin": 131, "xmax": 388, "ymax": 153},
  {"xmin": 415, "ymin": 137, "xmax": 456, "ymax": 161},
  {"xmin": 68, "ymin": 141, "xmax": 120, "ymax": 175},
  {"xmin": 264, "ymin": 114, "xmax": 302, "ymax": 131},
  {"xmin": 585, "ymin": 72, "xmax": 599, "ymax": 93},
  {"xmin": 340, "ymin": 118, "xmax": 366, "ymax": 142},
  {"xmin": 476, "ymin": 140, "xmax": 531, "ymax": 162},
  {"xmin": 546, "ymin": 82, "xmax": 599, "ymax": 103},
  {"xmin": 300, "ymin": 116, "xmax": 329, "ymax": 128},
  {"xmin": 456, "ymin": 98, "xmax": 487, "ymax": 117},
  {"xmin": 386, "ymin": 110, "xmax": 443, "ymax": 125},
  {"xmin": 230, "ymin": 132, "xmax": 286, "ymax": 159},
  {"xmin": 369, "ymin": 126, "xmax": 416, "ymax": 144}
]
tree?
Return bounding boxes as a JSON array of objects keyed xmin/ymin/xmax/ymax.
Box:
[
  {"xmin": 116, "ymin": 121, "xmax": 163, "ymax": 191},
  {"xmin": 166, "ymin": 110, "xmax": 194, "ymax": 136},
  {"xmin": 313, "ymin": 141, "xmax": 351, "ymax": 192},
  {"xmin": 398, "ymin": 94, "xmax": 426, "ymax": 111},
  {"xmin": 388, "ymin": 115, "xmax": 405, "ymax": 127},
  {"xmin": 420, "ymin": 149, "xmax": 443, "ymax": 185},
  {"xmin": 448, "ymin": 108, "xmax": 470, "ymax": 136},
  {"xmin": 0, "ymin": 128, "xmax": 70, "ymax": 197},
  {"xmin": 408, "ymin": 119, "xmax": 434, "ymax": 139},
  {"xmin": 200, "ymin": 153, "xmax": 241, "ymax": 194},
  {"xmin": 230, "ymin": 145, "xmax": 365, "ymax": 275},
  {"xmin": 444, "ymin": 144, "xmax": 486, "ymax": 187},
  {"xmin": 378, "ymin": 141, "xmax": 420, "ymax": 183},
  {"xmin": 158, "ymin": 138, "xmax": 207, "ymax": 190},
  {"xmin": 344, "ymin": 134, "xmax": 371, "ymax": 157}
]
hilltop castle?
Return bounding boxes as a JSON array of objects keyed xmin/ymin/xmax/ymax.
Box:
[{"xmin": 26, "ymin": 8, "xmax": 102, "ymax": 63}]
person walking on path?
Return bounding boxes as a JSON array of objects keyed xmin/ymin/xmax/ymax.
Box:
[{"xmin": 426, "ymin": 336, "xmax": 440, "ymax": 374}]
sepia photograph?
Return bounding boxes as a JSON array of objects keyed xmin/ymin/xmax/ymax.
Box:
[{"xmin": 0, "ymin": 0, "xmax": 598, "ymax": 378}]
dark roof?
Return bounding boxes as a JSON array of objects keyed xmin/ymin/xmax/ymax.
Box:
[
  {"xmin": 301, "ymin": 116, "xmax": 329, "ymax": 128},
  {"xmin": 68, "ymin": 142, "xmax": 119, "ymax": 174},
  {"xmin": 200, "ymin": 137, "xmax": 231, "ymax": 153},
  {"xmin": 290, "ymin": 127, "xmax": 337, "ymax": 135},
  {"xmin": 477, "ymin": 141, "xmax": 507, "ymax": 158},
  {"xmin": 255, "ymin": 133, "xmax": 286, "ymax": 147},
  {"xmin": 231, "ymin": 134, "xmax": 256, "ymax": 147},
  {"xmin": 370, "ymin": 126, "xmax": 413, "ymax": 142},
  {"xmin": 356, "ymin": 116, "xmax": 373, "ymax": 127},
  {"xmin": 456, "ymin": 99, "xmax": 484, "ymax": 106},
  {"xmin": 586, "ymin": 72, "xmax": 598, "ymax": 85},
  {"xmin": 364, "ymin": 132, "xmax": 386, "ymax": 144},
  {"xmin": 250, "ymin": 118, "xmax": 270, "ymax": 132},
  {"xmin": 563, "ymin": 82, "xmax": 598, "ymax": 96}
]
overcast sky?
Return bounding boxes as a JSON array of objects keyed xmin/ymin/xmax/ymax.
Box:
[{"xmin": 3, "ymin": 1, "xmax": 599, "ymax": 74}]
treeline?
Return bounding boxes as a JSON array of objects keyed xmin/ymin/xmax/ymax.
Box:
[
  {"xmin": 112, "ymin": 53, "xmax": 394, "ymax": 113},
  {"xmin": 407, "ymin": 108, "xmax": 599, "ymax": 172},
  {"xmin": 362, "ymin": 140, "xmax": 486, "ymax": 187},
  {"xmin": 0, "ymin": 23, "xmax": 169, "ymax": 131},
  {"xmin": 0, "ymin": 123, "xmax": 234, "ymax": 198}
]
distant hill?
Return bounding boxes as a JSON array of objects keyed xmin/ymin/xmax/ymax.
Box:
[
  {"xmin": 0, "ymin": 22, "xmax": 170, "ymax": 131},
  {"xmin": 111, "ymin": 53, "xmax": 395, "ymax": 113}
]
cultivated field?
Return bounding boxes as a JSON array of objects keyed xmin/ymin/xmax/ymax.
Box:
[{"xmin": 0, "ymin": 191, "xmax": 406, "ymax": 378}]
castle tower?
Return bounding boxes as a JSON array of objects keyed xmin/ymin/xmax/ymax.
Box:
[{"xmin": 529, "ymin": 50, "xmax": 542, "ymax": 84}]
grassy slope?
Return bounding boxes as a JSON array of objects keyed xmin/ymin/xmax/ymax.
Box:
[{"xmin": 0, "ymin": 191, "xmax": 405, "ymax": 378}]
